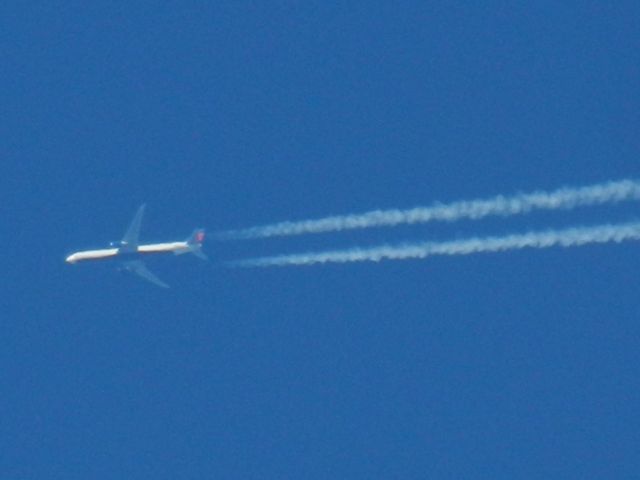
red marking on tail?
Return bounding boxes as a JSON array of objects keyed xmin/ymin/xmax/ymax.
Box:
[{"xmin": 196, "ymin": 231, "xmax": 205, "ymax": 243}]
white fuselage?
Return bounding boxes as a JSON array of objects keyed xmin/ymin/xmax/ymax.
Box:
[{"xmin": 65, "ymin": 241, "xmax": 190, "ymax": 264}]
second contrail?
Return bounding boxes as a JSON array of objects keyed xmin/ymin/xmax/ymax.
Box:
[
  {"xmin": 217, "ymin": 179, "xmax": 640, "ymax": 240},
  {"xmin": 229, "ymin": 221, "xmax": 640, "ymax": 268}
]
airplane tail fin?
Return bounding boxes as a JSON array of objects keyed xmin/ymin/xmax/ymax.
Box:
[{"xmin": 185, "ymin": 228, "xmax": 208, "ymax": 260}]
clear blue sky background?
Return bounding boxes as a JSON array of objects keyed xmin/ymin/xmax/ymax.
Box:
[{"xmin": 2, "ymin": 2, "xmax": 639, "ymax": 478}]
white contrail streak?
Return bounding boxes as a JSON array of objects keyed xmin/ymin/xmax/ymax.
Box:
[
  {"xmin": 218, "ymin": 179, "xmax": 640, "ymax": 240},
  {"xmin": 230, "ymin": 221, "xmax": 640, "ymax": 268}
]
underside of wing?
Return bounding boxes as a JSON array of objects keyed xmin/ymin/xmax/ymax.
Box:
[
  {"xmin": 121, "ymin": 204, "xmax": 146, "ymax": 250},
  {"xmin": 124, "ymin": 260, "xmax": 169, "ymax": 288}
]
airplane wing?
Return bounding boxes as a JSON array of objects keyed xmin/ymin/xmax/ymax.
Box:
[
  {"xmin": 121, "ymin": 204, "xmax": 146, "ymax": 250},
  {"xmin": 124, "ymin": 260, "xmax": 169, "ymax": 288}
]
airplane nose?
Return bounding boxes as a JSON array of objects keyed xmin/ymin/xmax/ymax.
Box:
[{"xmin": 65, "ymin": 254, "xmax": 76, "ymax": 264}]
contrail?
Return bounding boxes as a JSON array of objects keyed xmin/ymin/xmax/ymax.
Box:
[
  {"xmin": 230, "ymin": 221, "xmax": 640, "ymax": 268},
  {"xmin": 218, "ymin": 179, "xmax": 640, "ymax": 240}
]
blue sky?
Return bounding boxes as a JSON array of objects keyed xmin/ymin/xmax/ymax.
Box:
[{"xmin": 2, "ymin": 2, "xmax": 639, "ymax": 478}]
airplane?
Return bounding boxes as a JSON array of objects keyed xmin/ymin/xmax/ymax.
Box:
[{"xmin": 65, "ymin": 204, "xmax": 207, "ymax": 288}]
